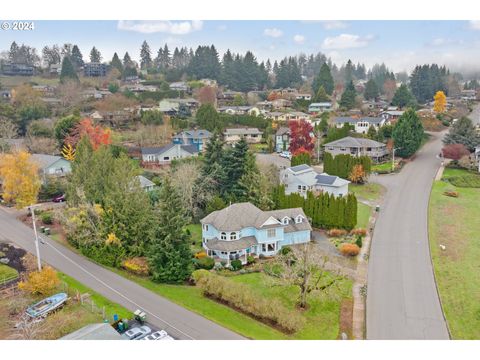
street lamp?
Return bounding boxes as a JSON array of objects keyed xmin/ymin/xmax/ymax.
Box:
[
  {"xmin": 392, "ymin": 147, "xmax": 401, "ymax": 172},
  {"xmin": 27, "ymin": 204, "xmax": 42, "ymax": 271}
]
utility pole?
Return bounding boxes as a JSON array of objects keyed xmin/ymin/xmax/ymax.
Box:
[{"xmin": 29, "ymin": 205, "xmax": 42, "ymax": 271}]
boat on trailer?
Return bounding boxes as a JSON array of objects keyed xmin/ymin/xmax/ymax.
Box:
[{"xmin": 25, "ymin": 293, "xmax": 68, "ymax": 318}]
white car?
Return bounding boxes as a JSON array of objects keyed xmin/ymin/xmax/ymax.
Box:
[
  {"xmin": 122, "ymin": 325, "xmax": 152, "ymax": 340},
  {"xmin": 280, "ymin": 151, "xmax": 292, "ymax": 160},
  {"xmin": 142, "ymin": 330, "xmax": 174, "ymax": 340}
]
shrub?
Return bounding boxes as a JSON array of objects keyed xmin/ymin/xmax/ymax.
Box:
[
  {"xmin": 355, "ymin": 235, "xmax": 363, "ymax": 248},
  {"xmin": 327, "ymin": 229, "xmax": 348, "ymax": 238},
  {"xmin": 279, "ymin": 246, "xmax": 292, "ymax": 256},
  {"xmin": 122, "ymin": 257, "xmax": 150, "ymax": 276},
  {"xmin": 18, "ymin": 266, "xmax": 60, "ymax": 296},
  {"xmin": 194, "ymin": 256, "xmax": 215, "ymax": 270},
  {"xmin": 213, "ymin": 262, "xmax": 223, "ymax": 271},
  {"xmin": 447, "ymin": 174, "xmax": 480, "ymax": 188},
  {"xmin": 196, "ymin": 273, "xmax": 304, "ymax": 333},
  {"xmin": 230, "ymin": 259, "xmax": 242, "ymax": 271},
  {"xmin": 339, "ymin": 243, "xmax": 360, "ymax": 257},
  {"xmin": 194, "ymin": 251, "xmax": 207, "ymax": 259},
  {"xmin": 40, "ymin": 212, "xmax": 53, "ymax": 225},
  {"xmin": 247, "ymin": 255, "xmax": 255, "ymax": 265},
  {"xmin": 350, "ymin": 228, "xmax": 367, "ymax": 237},
  {"xmin": 191, "ymin": 269, "xmax": 211, "ymax": 284}
]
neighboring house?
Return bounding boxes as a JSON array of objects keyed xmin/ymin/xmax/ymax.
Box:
[
  {"xmin": 324, "ymin": 136, "xmax": 389, "ymax": 161},
  {"xmin": 172, "ymin": 129, "xmax": 212, "ymax": 152},
  {"xmin": 31, "ymin": 154, "xmax": 71, "ymax": 181},
  {"xmin": 295, "ymin": 93, "xmax": 312, "ymax": 101},
  {"xmin": 0, "ymin": 89, "xmax": 12, "ymax": 99},
  {"xmin": 84, "ymin": 62, "xmax": 107, "ymax": 77},
  {"xmin": 333, "ymin": 117, "xmax": 389, "ymax": 134},
  {"xmin": 218, "ymin": 106, "xmax": 261, "ymax": 116},
  {"xmin": 169, "ymin": 81, "xmax": 190, "ymax": 92},
  {"xmin": 271, "ymin": 98, "xmax": 292, "ymax": 109},
  {"xmin": 136, "ymin": 175, "xmax": 156, "ymax": 192},
  {"xmin": 2, "ymin": 62, "xmax": 34, "ymax": 76},
  {"xmin": 280, "ymin": 164, "xmax": 350, "ymax": 198},
  {"xmin": 201, "ymin": 202, "xmax": 312, "ymax": 264},
  {"xmin": 381, "ymin": 110, "xmax": 404, "ymax": 122},
  {"xmin": 287, "ymin": 111, "xmax": 312, "ymax": 123},
  {"xmin": 159, "ymin": 98, "xmax": 199, "ymax": 115},
  {"xmin": 266, "ymin": 111, "xmax": 289, "ymax": 122},
  {"xmin": 61, "ymin": 323, "xmax": 123, "ymax": 340},
  {"xmin": 141, "ymin": 144, "xmax": 198, "ymax": 165},
  {"xmin": 475, "ymin": 146, "xmax": 480, "ymax": 173},
  {"xmin": 256, "ymin": 100, "xmax": 273, "ymax": 111},
  {"xmin": 49, "ymin": 63, "xmax": 62, "ymax": 75},
  {"xmin": 275, "ymin": 127, "xmax": 291, "ymax": 152},
  {"xmin": 308, "ymin": 102, "xmax": 332, "ymax": 114},
  {"xmin": 223, "ymin": 127, "xmax": 263, "ymax": 144}
]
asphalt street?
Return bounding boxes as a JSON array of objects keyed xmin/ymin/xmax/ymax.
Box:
[
  {"xmin": 366, "ymin": 131, "xmax": 450, "ymax": 339},
  {"xmin": 0, "ymin": 208, "xmax": 244, "ymax": 340}
]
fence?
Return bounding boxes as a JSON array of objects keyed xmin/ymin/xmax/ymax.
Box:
[{"xmin": 1, "ymin": 273, "xmax": 20, "ymax": 287}]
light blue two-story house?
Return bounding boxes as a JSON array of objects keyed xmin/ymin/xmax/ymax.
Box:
[
  {"xmin": 172, "ymin": 129, "xmax": 212, "ymax": 152},
  {"xmin": 200, "ymin": 202, "xmax": 312, "ymax": 264}
]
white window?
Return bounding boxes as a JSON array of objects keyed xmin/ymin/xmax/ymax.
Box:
[
  {"xmin": 282, "ymin": 217, "xmax": 289, "ymax": 225},
  {"xmin": 220, "ymin": 232, "xmax": 227, "ymax": 240},
  {"xmin": 262, "ymin": 243, "xmax": 276, "ymax": 252},
  {"xmin": 295, "ymin": 215, "xmax": 303, "ymax": 224},
  {"xmin": 267, "ymin": 228, "xmax": 276, "ymax": 238},
  {"xmin": 230, "ymin": 232, "xmax": 237, "ymax": 240}
]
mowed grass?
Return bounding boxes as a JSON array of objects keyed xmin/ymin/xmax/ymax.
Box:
[
  {"xmin": 186, "ymin": 224, "xmax": 203, "ymax": 253},
  {"xmin": 0, "ymin": 264, "xmax": 19, "ymax": 282},
  {"xmin": 350, "ymin": 183, "xmax": 385, "ymax": 202},
  {"xmin": 230, "ymin": 272, "xmax": 352, "ymax": 339},
  {"xmin": 357, "ymin": 203, "xmax": 372, "ymax": 230},
  {"xmin": 428, "ymin": 177, "xmax": 480, "ymax": 339},
  {"xmin": 0, "ymin": 75, "xmax": 60, "ymax": 87}
]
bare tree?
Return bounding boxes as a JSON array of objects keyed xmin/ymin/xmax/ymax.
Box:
[
  {"xmin": 0, "ymin": 119, "xmax": 18, "ymax": 139},
  {"xmin": 276, "ymin": 243, "xmax": 344, "ymax": 308}
]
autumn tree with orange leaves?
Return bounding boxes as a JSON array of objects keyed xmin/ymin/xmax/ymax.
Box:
[
  {"xmin": 0, "ymin": 150, "xmax": 41, "ymax": 208},
  {"xmin": 65, "ymin": 118, "xmax": 111, "ymax": 150},
  {"xmin": 289, "ymin": 119, "xmax": 315, "ymax": 155}
]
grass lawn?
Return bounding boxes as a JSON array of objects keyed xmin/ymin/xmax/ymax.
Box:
[
  {"xmin": 371, "ymin": 161, "xmax": 395, "ymax": 173},
  {"xmin": 357, "ymin": 203, "xmax": 372, "ymax": 229},
  {"xmin": 0, "ymin": 75, "xmax": 60, "ymax": 87},
  {"xmin": 186, "ymin": 224, "xmax": 203, "ymax": 253},
  {"xmin": 350, "ymin": 183, "xmax": 385, "ymax": 202},
  {"xmin": 230, "ymin": 272, "xmax": 352, "ymax": 339},
  {"xmin": 429, "ymin": 174, "xmax": 480, "ymax": 339},
  {"xmin": 0, "ymin": 263, "xmax": 19, "ymax": 283}
]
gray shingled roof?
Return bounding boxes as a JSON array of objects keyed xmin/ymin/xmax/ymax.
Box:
[
  {"xmin": 172, "ymin": 129, "xmax": 212, "ymax": 140},
  {"xmin": 275, "ymin": 127, "xmax": 290, "ymax": 136},
  {"xmin": 31, "ymin": 154, "xmax": 65, "ymax": 169},
  {"xmin": 136, "ymin": 175, "xmax": 155, "ymax": 188},
  {"xmin": 141, "ymin": 144, "xmax": 198, "ymax": 156},
  {"xmin": 333, "ymin": 117, "xmax": 384, "ymax": 125},
  {"xmin": 289, "ymin": 164, "xmax": 311, "ymax": 173},
  {"xmin": 201, "ymin": 202, "xmax": 311, "ymax": 232},
  {"xmin": 224, "ymin": 128, "xmax": 263, "ymax": 136},
  {"xmin": 324, "ymin": 136, "xmax": 386, "ymax": 148},
  {"xmin": 206, "ymin": 236, "xmax": 257, "ymax": 251}
]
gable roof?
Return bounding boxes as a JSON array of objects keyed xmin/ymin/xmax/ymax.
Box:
[
  {"xmin": 284, "ymin": 164, "xmax": 350, "ymax": 188},
  {"xmin": 31, "ymin": 154, "xmax": 67, "ymax": 169},
  {"xmin": 224, "ymin": 128, "xmax": 263, "ymax": 136},
  {"xmin": 201, "ymin": 202, "xmax": 311, "ymax": 232},
  {"xmin": 141, "ymin": 144, "xmax": 198, "ymax": 156},
  {"xmin": 136, "ymin": 175, "xmax": 155, "ymax": 188},
  {"xmin": 173, "ymin": 129, "xmax": 212, "ymax": 140},
  {"xmin": 324, "ymin": 136, "xmax": 386, "ymax": 148},
  {"xmin": 276, "ymin": 127, "xmax": 290, "ymax": 136},
  {"xmin": 333, "ymin": 117, "xmax": 384, "ymax": 125}
]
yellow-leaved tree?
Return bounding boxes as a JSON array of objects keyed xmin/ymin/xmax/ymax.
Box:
[
  {"xmin": 433, "ymin": 90, "xmax": 447, "ymax": 113},
  {"xmin": 18, "ymin": 266, "xmax": 60, "ymax": 295},
  {"xmin": 0, "ymin": 150, "xmax": 41, "ymax": 208}
]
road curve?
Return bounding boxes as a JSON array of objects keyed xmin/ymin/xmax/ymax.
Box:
[
  {"xmin": 0, "ymin": 208, "xmax": 244, "ymax": 340},
  {"xmin": 366, "ymin": 131, "xmax": 450, "ymax": 339}
]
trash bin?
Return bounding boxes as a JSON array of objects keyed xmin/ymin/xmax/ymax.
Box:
[
  {"xmin": 40, "ymin": 226, "xmax": 45, "ymax": 233},
  {"xmin": 375, "ymin": 205, "xmax": 380, "ymax": 212},
  {"xmin": 118, "ymin": 321, "xmax": 124, "ymax": 332},
  {"xmin": 44, "ymin": 228, "xmax": 50, "ymax": 235}
]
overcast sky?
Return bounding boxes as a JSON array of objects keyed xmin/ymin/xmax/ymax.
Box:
[{"xmin": 2, "ymin": 20, "xmax": 480, "ymax": 73}]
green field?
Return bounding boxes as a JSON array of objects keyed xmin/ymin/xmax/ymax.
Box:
[
  {"xmin": 0, "ymin": 75, "xmax": 60, "ymax": 87},
  {"xmin": 372, "ymin": 162, "xmax": 395, "ymax": 173},
  {"xmin": 429, "ymin": 172, "xmax": 480, "ymax": 339},
  {"xmin": 186, "ymin": 224, "xmax": 203, "ymax": 253},
  {"xmin": 0, "ymin": 264, "xmax": 19, "ymax": 283},
  {"xmin": 357, "ymin": 203, "xmax": 372, "ymax": 229}
]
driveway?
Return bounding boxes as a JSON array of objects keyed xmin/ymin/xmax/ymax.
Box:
[
  {"xmin": 0, "ymin": 208, "xmax": 244, "ymax": 340},
  {"xmin": 256, "ymin": 153, "xmax": 290, "ymax": 169},
  {"xmin": 366, "ymin": 131, "xmax": 450, "ymax": 339}
]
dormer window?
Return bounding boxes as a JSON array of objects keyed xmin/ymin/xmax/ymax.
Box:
[
  {"xmin": 282, "ymin": 217, "xmax": 289, "ymax": 225},
  {"xmin": 295, "ymin": 215, "xmax": 303, "ymax": 224},
  {"xmin": 220, "ymin": 232, "xmax": 227, "ymax": 240},
  {"xmin": 230, "ymin": 232, "xmax": 237, "ymax": 240}
]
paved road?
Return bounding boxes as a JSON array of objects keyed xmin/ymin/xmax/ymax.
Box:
[
  {"xmin": 366, "ymin": 131, "xmax": 450, "ymax": 339},
  {"xmin": 0, "ymin": 208, "xmax": 244, "ymax": 340}
]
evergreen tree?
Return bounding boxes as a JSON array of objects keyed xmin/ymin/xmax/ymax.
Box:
[
  {"xmin": 148, "ymin": 178, "xmax": 193, "ymax": 283},
  {"xmin": 140, "ymin": 41, "xmax": 152, "ymax": 69},
  {"xmin": 314, "ymin": 85, "xmax": 330, "ymax": 102},
  {"xmin": 60, "ymin": 56, "xmax": 79, "ymax": 83},
  {"xmin": 443, "ymin": 116, "xmax": 480, "ymax": 151},
  {"xmin": 392, "ymin": 108, "xmax": 424, "ymax": 157},
  {"xmin": 313, "ymin": 63, "xmax": 334, "ymax": 95},
  {"xmin": 391, "ymin": 84, "xmax": 416, "ymax": 108},
  {"xmin": 89, "ymin": 46, "xmax": 102, "ymax": 62},
  {"xmin": 367, "ymin": 125, "xmax": 377, "ymax": 140},
  {"xmin": 364, "ymin": 79, "xmax": 379, "ymax": 100},
  {"xmin": 71, "ymin": 45, "xmax": 84, "ymax": 68},
  {"xmin": 344, "ymin": 59, "xmax": 354, "ymax": 84},
  {"xmin": 196, "ymin": 104, "xmax": 222, "ymax": 132},
  {"xmin": 110, "ymin": 52, "xmax": 123, "ymax": 74},
  {"xmin": 339, "ymin": 81, "xmax": 357, "ymax": 110}
]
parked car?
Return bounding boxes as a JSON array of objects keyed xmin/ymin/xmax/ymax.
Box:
[
  {"xmin": 142, "ymin": 330, "xmax": 174, "ymax": 340},
  {"xmin": 280, "ymin": 151, "xmax": 292, "ymax": 160},
  {"xmin": 52, "ymin": 194, "xmax": 66, "ymax": 203},
  {"xmin": 122, "ymin": 325, "xmax": 152, "ymax": 340}
]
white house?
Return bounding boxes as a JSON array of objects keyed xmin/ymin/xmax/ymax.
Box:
[
  {"xmin": 223, "ymin": 127, "xmax": 263, "ymax": 144},
  {"xmin": 333, "ymin": 117, "xmax": 389, "ymax": 134},
  {"xmin": 280, "ymin": 164, "xmax": 350, "ymax": 198},
  {"xmin": 218, "ymin": 106, "xmax": 261, "ymax": 116},
  {"xmin": 295, "ymin": 93, "xmax": 312, "ymax": 101},
  {"xmin": 141, "ymin": 144, "xmax": 198, "ymax": 165}
]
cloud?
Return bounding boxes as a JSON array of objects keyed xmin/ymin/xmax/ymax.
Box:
[
  {"xmin": 293, "ymin": 34, "xmax": 305, "ymax": 44},
  {"xmin": 426, "ymin": 38, "xmax": 463, "ymax": 47},
  {"xmin": 263, "ymin": 28, "xmax": 283, "ymax": 38},
  {"xmin": 117, "ymin": 20, "xmax": 203, "ymax": 35},
  {"xmin": 217, "ymin": 24, "xmax": 227, "ymax": 31},
  {"xmin": 321, "ymin": 21, "xmax": 348, "ymax": 30},
  {"xmin": 322, "ymin": 34, "xmax": 374, "ymax": 50},
  {"xmin": 469, "ymin": 20, "xmax": 480, "ymax": 30}
]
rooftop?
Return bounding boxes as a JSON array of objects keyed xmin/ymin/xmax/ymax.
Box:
[
  {"xmin": 141, "ymin": 144, "xmax": 198, "ymax": 156},
  {"xmin": 324, "ymin": 136, "xmax": 386, "ymax": 149}
]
